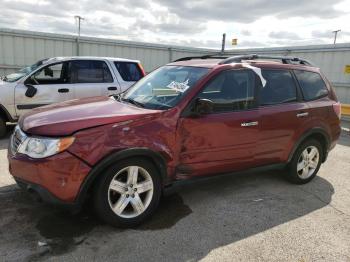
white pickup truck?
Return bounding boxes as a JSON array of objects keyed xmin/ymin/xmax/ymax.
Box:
[{"xmin": 0, "ymin": 56, "xmax": 145, "ymax": 137}]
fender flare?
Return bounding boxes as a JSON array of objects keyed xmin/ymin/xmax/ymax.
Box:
[
  {"xmin": 75, "ymin": 147, "xmax": 169, "ymax": 204},
  {"xmin": 287, "ymin": 127, "xmax": 330, "ymax": 163}
]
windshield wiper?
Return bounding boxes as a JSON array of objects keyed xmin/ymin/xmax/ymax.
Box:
[{"xmin": 121, "ymin": 97, "xmax": 145, "ymax": 108}]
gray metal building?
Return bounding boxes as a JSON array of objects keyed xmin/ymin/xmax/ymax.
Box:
[{"xmin": 0, "ymin": 28, "xmax": 349, "ymax": 103}]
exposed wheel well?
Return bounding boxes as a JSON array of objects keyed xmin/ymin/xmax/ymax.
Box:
[
  {"xmin": 308, "ymin": 133, "xmax": 328, "ymax": 158},
  {"xmin": 77, "ymin": 150, "xmax": 168, "ymax": 205},
  {"xmin": 0, "ymin": 108, "xmax": 9, "ymax": 122},
  {"xmin": 295, "ymin": 131, "xmax": 329, "ymax": 163},
  {"xmin": 91, "ymin": 155, "xmax": 162, "ymax": 186}
]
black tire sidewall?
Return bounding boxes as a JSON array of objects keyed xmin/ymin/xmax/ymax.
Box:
[
  {"xmin": 93, "ymin": 158, "xmax": 162, "ymax": 227},
  {"xmin": 287, "ymin": 139, "xmax": 323, "ymax": 184},
  {"xmin": 0, "ymin": 117, "xmax": 7, "ymax": 138}
]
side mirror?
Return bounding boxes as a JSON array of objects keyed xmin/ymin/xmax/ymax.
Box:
[
  {"xmin": 192, "ymin": 98, "xmax": 214, "ymax": 116},
  {"xmin": 25, "ymin": 84, "xmax": 37, "ymax": 98},
  {"xmin": 44, "ymin": 67, "xmax": 53, "ymax": 77}
]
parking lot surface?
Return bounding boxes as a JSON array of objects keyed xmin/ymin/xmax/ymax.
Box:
[{"xmin": 0, "ymin": 125, "xmax": 350, "ymax": 262}]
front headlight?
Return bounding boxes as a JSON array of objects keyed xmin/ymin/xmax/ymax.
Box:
[{"xmin": 18, "ymin": 136, "xmax": 75, "ymax": 159}]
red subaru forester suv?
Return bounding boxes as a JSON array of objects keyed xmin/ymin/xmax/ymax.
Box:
[{"xmin": 8, "ymin": 55, "xmax": 341, "ymax": 227}]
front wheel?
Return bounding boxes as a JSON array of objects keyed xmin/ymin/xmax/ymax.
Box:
[
  {"xmin": 286, "ymin": 139, "xmax": 323, "ymax": 184},
  {"xmin": 93, "ymin": 158, "xmax": 161, "ymax": 227}
]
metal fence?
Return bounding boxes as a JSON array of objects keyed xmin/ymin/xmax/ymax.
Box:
[
  {"xmin": 1, "ymin": 28, "xmax": 349, "ymax": 103},
  {"xmin": 0, "ymin": 28, "xmax": 213, "ymax": 75}
]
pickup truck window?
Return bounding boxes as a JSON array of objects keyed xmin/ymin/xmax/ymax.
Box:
[
  {"xmin": 114, "ymin": 62, "xmax": 143, "ymax": 82},
  {"xmin": 69, "ymin": 60, "xmax": 113, "ymax": 83}
]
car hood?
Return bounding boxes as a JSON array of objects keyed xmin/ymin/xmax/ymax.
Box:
[{"xmin": 19, "ymin": 96, "xmax": 161, "ymax": 136}]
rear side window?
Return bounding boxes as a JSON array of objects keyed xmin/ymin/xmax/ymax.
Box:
[
  {"xmin": 114, "ymin": 62, "xmax": 143, "ymax": 82},
  {"xmin": 198, "ymin": 69, "xmax": 255, "ymax": 112},
  {"xmin": 260, "ymin": 70, "xmax": 297, "ymax": 106},
  {"xmin": 69, "ymin": 60, "xmax": 113, "ymax": 83},
  {"xmin": 294, "ymin": 70, "xmax": 328, "ymax": 100}
]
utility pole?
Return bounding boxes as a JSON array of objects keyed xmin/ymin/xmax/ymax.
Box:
[
  {"xmin": 221, "ymin": 33, "xmax": 226, "ymax": 54},
  {"xmin": 74, "ymin": 15, "xmax": 85, "ymax": 56},
  {"xmin": 332, "ymin": 29, "xmax": 341, "ymax": 45}
]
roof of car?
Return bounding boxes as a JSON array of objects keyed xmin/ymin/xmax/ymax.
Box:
[
  {"xmin": 42, "ymin": 56, "xmax": 140, "ymax": 65},
  {"xmin": 167, "ymin": 55, "xmax": 319, "ymax": 71},
  {"xmin": 168, "ymin": 59, "xmax": 223, "ymax": 68}
]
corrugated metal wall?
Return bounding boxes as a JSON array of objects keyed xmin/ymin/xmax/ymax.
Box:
[
  {"xmin": 227, "ymin": 45, "xmax": 350, "ymax": 103},
  {"xmin": 0, "ymin": 28, "xmax": 213, "ymax": 75},
  {"xmin": 1, "ymin": 28, "xmax": 349, "ymax": 103}
]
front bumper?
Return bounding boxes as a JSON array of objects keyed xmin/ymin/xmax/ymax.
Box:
[{"xmin": 8, "ymin": 150, "xmax": 91, "ymax": 204}]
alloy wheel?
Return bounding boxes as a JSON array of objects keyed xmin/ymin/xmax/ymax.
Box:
[
  {"xmin": 297, "ymin": 146, "xmax": 320, "ymax": 179},
  {"xmin": 108, "ymin": 166, "xmax": 154, "ymax": 218}
]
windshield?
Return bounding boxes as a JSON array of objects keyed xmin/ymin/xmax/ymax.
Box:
[
  {"xmin": 1, "ymin": 59, "xmax": 47, "ymax": 82},
  {"xmin": 121, "ymin": 66, "xmax": 209, "ymax": 110}
]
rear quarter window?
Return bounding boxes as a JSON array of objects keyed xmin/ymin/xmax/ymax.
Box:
[
  {"xmin": 114, "ymin": 62, "xmax": 143, "ymax": 82},
  {"xmin": 294, "ymin": 70, "xmax": 328, "ymax": 100}
]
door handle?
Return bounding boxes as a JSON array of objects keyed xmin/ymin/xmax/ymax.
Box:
[
  {"xmin": 296, "ymin": 112, "xmax": 309, "ymax": 118},
  {"xmin": 58, "ymin": 88, "xmax": 69, "ymax": 93},
  {"xmin": 241, "ymin": 121, "xmax": 259, "ymax": 127},
  {"xmin": 108, "ymin": 86, "xmax": 117, "ymax": 91}
]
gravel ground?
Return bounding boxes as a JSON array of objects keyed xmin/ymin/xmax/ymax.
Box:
[{"xmin": 0, "ymin": 124, "xmax": 350, "ymax": 262}]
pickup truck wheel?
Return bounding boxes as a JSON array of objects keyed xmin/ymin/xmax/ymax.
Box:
[
  {"xmin": 286, "ymin": 139, "xmax": 323, "ymax": 184},
  {"xmin": 0, "ymin": 117, "xmax": 7, "ymax": 138},
  {"xmin": 93, "ymin": 158, "xmax": 161, "ymax": 227}
]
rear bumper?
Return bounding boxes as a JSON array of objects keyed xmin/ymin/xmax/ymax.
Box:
[{"xmin": 8, "ymin": 151, "xmax": 91, "ymax": 205}]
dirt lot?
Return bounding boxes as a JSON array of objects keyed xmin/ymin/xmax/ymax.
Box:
[{"xmin": 0, "ymin": 124, "xmax": 350, "ymax": 262}]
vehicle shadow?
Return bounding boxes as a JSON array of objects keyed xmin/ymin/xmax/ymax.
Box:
[{"xmin": 0, "ymin": 170, "xmax": 334, "ymax": 261}]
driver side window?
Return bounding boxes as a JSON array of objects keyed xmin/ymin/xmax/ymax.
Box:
[
  {"xmin": 198, "ymin": 69, "xmax": 256, "ymax": 113},
  {"xmin": 27, "ymin": 62, "xmax": 67, "ymax": 85}
]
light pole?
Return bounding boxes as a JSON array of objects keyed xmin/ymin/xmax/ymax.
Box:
[
  {"xmin": 74, "ymin": 15, "xmax": 85, "ymax": 55},
  {"xmin": 221, "ymin": 33, "xmax": 226, "ymax": 54},
  {"xmin": 332, "ymin": 29, "xmax": 341, "ymax": 45}
]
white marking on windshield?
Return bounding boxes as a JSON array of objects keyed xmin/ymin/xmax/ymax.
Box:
[{"xmin": 166, "ymin": 79, "xmax": 190, "ymax": 93}]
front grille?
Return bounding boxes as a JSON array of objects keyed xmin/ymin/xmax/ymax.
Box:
[{"xmin": 10, "ymin": 126, "xmax": 27, "ymax": 155}]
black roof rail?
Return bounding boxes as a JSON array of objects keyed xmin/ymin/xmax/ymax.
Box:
[
  {"xmin": 173, "ymin": 54, "xmax": 229, "ymax": 62},
  {"xmin": 219, "ymin": 54, "xmax": 314, "ymax": 66}
]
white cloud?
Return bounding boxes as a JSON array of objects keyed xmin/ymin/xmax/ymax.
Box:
[{"xmin": 0, "ymin": 0, "xmax": 350, "ymax": 48}]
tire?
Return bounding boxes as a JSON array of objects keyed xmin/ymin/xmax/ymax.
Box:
[
  {"xmin": 0, "ymin": 117, "xmax": 7, "ymax": 138},
  {"xmin": 93, "ymin": 158, "xmax": 162, "ymax": 227},
  {"xmin": 286, "ymin": 139, "xmax": 323, "ymax": 184}
]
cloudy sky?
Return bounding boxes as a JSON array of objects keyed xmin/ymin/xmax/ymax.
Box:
[{"xmin": 0, "ymin": 0, "xmax": 350, "ymax": 49}]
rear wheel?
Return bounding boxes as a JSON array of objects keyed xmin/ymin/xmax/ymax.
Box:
[
  {"xmin": 93, "ymin": 158, "xmax": 161, "ymax": 227},
  {"xmin": 286, "ymin": 139, "xmax": 323, "ymax": 184},
  {"xmin": 0, "ymin": 117, "xmax": 7, "ymax": 138}
]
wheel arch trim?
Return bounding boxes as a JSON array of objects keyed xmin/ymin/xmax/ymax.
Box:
[
  {"xmin": 288, "ymin": 127, "xmax": 330, "ymax": 163},
  {"xmin": 75, "ymin": 147, "xmax": 168, "ymax": 205}
]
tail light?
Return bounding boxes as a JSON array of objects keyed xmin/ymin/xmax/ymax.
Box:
[
  {"xmin": 138, "ymin": 63, "xmax": 146, "ymax": 76},
  {"xmin": 332, "ymin": 102, "xmax": 341, "ymax": 119}
]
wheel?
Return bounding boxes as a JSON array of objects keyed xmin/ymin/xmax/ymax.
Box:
[
  {"xmin": 286, "ymin": 139, "xmax": 323, "ymax": 184},
  {"xmin": 0, "ymin": 117, "xmax": 7, "ymax": 138},
  {"xmin": 93, "ymin": 158, "xmax": 162, "ymax": 227}
]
